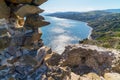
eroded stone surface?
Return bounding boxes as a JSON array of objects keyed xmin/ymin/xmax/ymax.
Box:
[
  {"xmin": 45, "ymin": 52, "xmax": 61, "ymax": 66},
  {"xmin": 60, "ymin": 44, "xmax": 115, "ymax": 75},
  {"xmin": 25, "ymin": 14, "xmax": 50, "ymax": 28},
  {"xmin": 15, "ymin": 5, "xmax": 44, "ymax": 18},
  {"xmin": 104, "ymin": 73, "xmax": 120, "ymax": 80},
  {"xmin": 0, "ymin": 0, "xmax": 10, "ymax": 19}
]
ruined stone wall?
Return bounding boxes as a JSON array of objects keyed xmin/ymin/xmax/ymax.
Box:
[
  {"xmin": 0, "ymin": 0, "xmax": 51, "ymax": 79},
  {"xmin": 0, "ymin": 0, "xmax": 50, "ymax": 50}
]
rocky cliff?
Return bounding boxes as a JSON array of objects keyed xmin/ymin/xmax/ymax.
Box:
[{"xmin": 0, "ymin": 0, "xmax": 120, "ymax": 80}]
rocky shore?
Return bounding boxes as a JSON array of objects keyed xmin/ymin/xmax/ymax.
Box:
[{"xmin": 0, "ymin": 0, "xmax": 120, "ymax": 80}]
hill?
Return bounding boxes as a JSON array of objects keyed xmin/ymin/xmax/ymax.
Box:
[
  {"xmin": 103, "ymin": 9, "xmax": 120, "ymax": 13},
  {"xmin": 46, "ymin": 11, "xmax": 111, "ymax": 22}
]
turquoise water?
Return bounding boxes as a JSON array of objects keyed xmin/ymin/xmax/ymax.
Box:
[{"xmin": 40, "ymin": 16, "xmax": 92, "ymax": 53}]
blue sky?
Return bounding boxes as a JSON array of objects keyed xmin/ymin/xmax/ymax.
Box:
[{"xmin": 41, "ymin": 0, "xmax": 120, "ymax": 13}]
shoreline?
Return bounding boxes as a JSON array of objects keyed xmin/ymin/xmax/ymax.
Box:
[{"xmin": 85, "ymin": 23, "xmax": 93, "ymax": 40}]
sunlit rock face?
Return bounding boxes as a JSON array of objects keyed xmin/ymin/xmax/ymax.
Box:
[{"xmin": 104, "ymin": 73, "xmax": 120, "ymax": 80}]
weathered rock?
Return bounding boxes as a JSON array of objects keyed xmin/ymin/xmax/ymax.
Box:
[
  {"xmin": 15, "ymin": 5, "xmax": 44, "ymax": 18},
  {"xmin": 0, "ymin": 28, "xmax": 8, "ymax": 35},
  {"xmin": 104, "ymin": 73, "xmax": 120, "ymax": 80},
  {"xmin": 7, "ymin": 57, "xmax": 20, "ymax": 64},
  {"xmin": 0, "ymin": 19, "xmax": 11, "ymax": 49},
  {"xmin": 0, "ymin": 19, "xmax": 8, "ymax": 34},
  {"xmin": 80, "ymin": 73, "xmax": 101, "ymax": 80},
  {"xmin": 0, "ymin": 35, "xmax": 11, "ymax": 49},
  {"xmin": 0, "ymin": 65, "xmax": 7, "ymax": 70},
  {"xmin": 25, "ymin": 14, "xmax": 50, "ymax": 28},
  {"xmin": 45, "ymin": 52, "xmax": 61, "ymax": 66},
  {"xmin": 38, "ymin": 38, "xmax": 44, "ymax": 48},
  {"xmin": 60, "ymin": 44, "xmax": 115, "ymax": 75},
  {"xmin": 33, "ymin": 0, "xmax": 48, "ymax": 6},
  {"xmin": 6, "ymin": 46, "xmax": 17, "ymax": 56},
  {"xmin": 32, "ymin": 30, "xmax": 42, "ymax": 42},
  {"xmin": 47, "ymin": 66, "xmax": 71, "ymax": 80},
  {"xmin": 8, "ymin": 77, "xmax": 15, "ymax": 80},
  {"xmin": 44, "ymin": 46, "xmax": 52, "ymax": 54},
  {"xmin": 0, "ymin": 19, "xmax": 9, "ymax": 36},
  {"xmin": 6, "ymin": 0, "xmax": 32, "ymax": 4},
  {"xmin": 0, "ymin": 0, "xmax": 10, "ymax": 19},
  {"xmin": 70, "ymin": 72, "xmax": 80, "ymax": 80},
  {"xmin": 15, "ymin": 66, "xmax": 26, "ymax": 75},
  {"xmin": 15, "ymin": 49, "xmax": 23, "ymax": 57},
  {"xmin": 23, "ymin": 31, "xmax": 33, "ymax": 48},
  {"xmin": 10, "ymin": 30, "xmax": 25, "ymax": 46},
  {"xmin": 23, "ymin": 30, "xmax": 42, "ymax": 49},
  {"xmin": 21, "ymin": 55, "xmax": 38, "ymax": 66},
  {"xmin": 47, "ymin": 77, "xmax": 54, "ymax": 80},
  {"xmin": 112, "ymin": 54, "xmax": 120, "ymax": 73},
  {"xmin": 36, "ymin": 46, "xmax": 48, "ymax": 61},
  {"xmin": 28, "ymin": 46, "xmax": 51, "ymax": 73}
]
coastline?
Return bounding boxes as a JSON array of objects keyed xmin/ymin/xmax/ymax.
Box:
[{"xmin": 85, "ymin": 23, "xmax": 93, "ymax": 40}]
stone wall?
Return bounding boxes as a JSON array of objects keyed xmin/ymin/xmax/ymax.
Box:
[
  {"xmin": 0, "ymin": 0, "xmax": 51, "ymax": 79},
  {"xmin": 0, "ymin": 0, "xmax": 50, "ymax": 50}
]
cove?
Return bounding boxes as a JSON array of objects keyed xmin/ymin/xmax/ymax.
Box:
[{"xmin": 40, "ymin": 16, "xmax": 92, "ymax": 54}]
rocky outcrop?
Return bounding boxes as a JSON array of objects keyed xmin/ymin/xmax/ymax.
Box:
[
  {"xmin": 44, "ymin": 44, "xmax": 120, "ymax": 80},
  {"xmin": 60, "ymin": 44, "xmax": 115, "ymax": 75}
]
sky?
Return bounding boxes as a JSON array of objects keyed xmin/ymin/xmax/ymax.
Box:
[{"xmin": 41, "ymin": 0, "xmax": 120, "ymax": 13}]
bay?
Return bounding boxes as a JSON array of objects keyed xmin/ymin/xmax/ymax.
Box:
[{"xmin": 40, "ymin": 16, "xmax": 92, "ymax": 54}]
